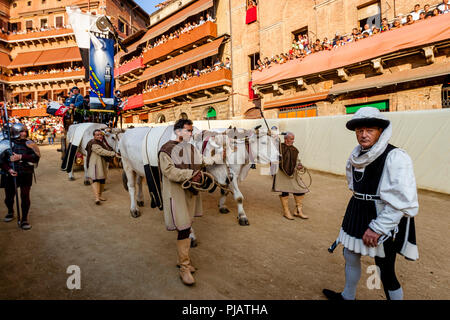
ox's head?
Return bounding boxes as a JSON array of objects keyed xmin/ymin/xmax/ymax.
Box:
[
  {"xmin": 101, "ymin": 127, "xmax": 125, "ymax": 154},
  {"xmin": 247, "ymin": 125, "xmax": 280, "ymax": 166}
]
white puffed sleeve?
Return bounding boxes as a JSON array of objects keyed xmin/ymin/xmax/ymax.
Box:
[
  {"xmin": 369, "ymin": 149, "xmax": 419, "ymax": 235},
  {"xmin": 345, "ymin": 159, "xmax": 354, "ymax": 191}
]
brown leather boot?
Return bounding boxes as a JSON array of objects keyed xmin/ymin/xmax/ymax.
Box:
[
  {"xmin": 280, "ymin": 195, "xmax": 294, "ymax": 220},
  {"xmin": 92, "ymin": 182, "xmax": 101, "ymax": 205},
  {"xmin": 294, "ymin": 194, "xmax": 309, "ymax": 219},
  {"xmin": 176, "ymin": 238, "xmax": 195, "ymax": 286},
  {"xmin": 99, "ymin": 184, "xmax": 107, "ymax": 201}
]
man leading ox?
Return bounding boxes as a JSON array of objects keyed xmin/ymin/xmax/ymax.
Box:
[
  {"xmin": 323, "ymin": 107, "xmax": 419, "ymax": 300},
  {"xmin": 159, "ymin": 119, "xmax": 225, "ymax": 286}
]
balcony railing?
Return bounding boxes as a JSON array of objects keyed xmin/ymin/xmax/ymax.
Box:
[
  {"xmin": 5, "ymin": 69, "xmax": 85, "ymax": 83},
  {"xmin": 0, "ymin": 28, "xmax": 74, "ymax": 42},
  {"xmin": 142, "ymin": 68, "xmax": 231, "ymax": 105},
  {"xmin": 115, "ymin": 57, "xmax": 144, "ymax": 78},
  {"xmin": 142, "ymin": 21, "xmax": 217, "ymax": 65}
]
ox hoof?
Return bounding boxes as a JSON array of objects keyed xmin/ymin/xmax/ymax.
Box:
[
  {"xmin": 68, "ymin": 177, "xmax": 75, "ymax": 181},
  {"xmin": 84, "ymin": 180, "xmax": 91, "ymax": 186},
  {"xmin": 190, "ymin": 238, "xmax": 198, "ymax": 248},
  {"xmin": 219, "ymin": 207, "xmax": 230, "ymax": 214},
  {"xmin": 130, "ymin": 210, "xmax": 141, "ymax": 218},
  {"xmin": 137, "ymin": 201, "xmax": 144, "ymax": 207},
  {"xmin": 238, "ymin": 216, "xmax": 250, "ymax": 226}
]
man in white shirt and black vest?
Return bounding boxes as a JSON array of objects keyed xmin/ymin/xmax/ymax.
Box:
[{"xmin": 323, "ymin": 107, "xmax": 419, "ymax": 300}]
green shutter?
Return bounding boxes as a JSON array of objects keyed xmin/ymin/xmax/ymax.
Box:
[
  {"xmin": 346, "ymin": 101, "xmax": 388, "ymax": 114},
  {"xmin": 206, "ymin": 107, "xmax": 216, "ymax": 118}
]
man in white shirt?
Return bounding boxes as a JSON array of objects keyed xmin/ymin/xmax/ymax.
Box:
[
  {"xmin": 438, "ymin": 0, "xmax": 450, "ymax": 13},
  {"xmin": 411, "ymin": 4, "xmax": 422, "ymax": 20}
]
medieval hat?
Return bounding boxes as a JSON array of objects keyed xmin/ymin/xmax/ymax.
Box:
[{"xmin": 346, "ymin": 107, "xmax": 390, "ymax": 131}]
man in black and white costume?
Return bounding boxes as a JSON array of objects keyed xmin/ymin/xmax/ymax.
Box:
[{"xmin": 323, "ymin": 107, "xmax": 419, "ymax": 300}]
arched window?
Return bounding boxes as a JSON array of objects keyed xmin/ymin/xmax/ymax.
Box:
[
  {"xmin": 180, "ymin": 112, "xmax": 188, "ymax": 120},
  {"xmin": 205, "ymin": 107, "xmax": 216, "ymax": 120},
  {"xmin": 157, "ymin": 114, "xmax": 166, "ymax": 123}
]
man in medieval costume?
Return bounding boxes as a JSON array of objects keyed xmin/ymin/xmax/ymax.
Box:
[
  {"xmin": 158, "ymin": 119, "xmax": 224, "ymax": 286},
  {"xmin": 323, "ymin": 107, "xmax": 419, "ymax": 300},
  {"xmin": 1, "ymin": 123, "xmax": 40, "ymax": 230},
  {"xmin": 272, "ymin": 132, "xmax": 309, "ymax": 220},
  {"xmin": 85, "ymin": 129, "xmax": 119, "ymax": 205}
]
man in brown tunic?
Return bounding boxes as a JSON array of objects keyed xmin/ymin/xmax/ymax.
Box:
[
  {"xmin": 159, "ymin": 119, "xmax": 224, "ymax": 286},
  {"xmin": 272, "ymin": 132, "xmax": 309, "ymax": 220}
]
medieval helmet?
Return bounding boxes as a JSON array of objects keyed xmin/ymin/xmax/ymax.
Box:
[{"xmin": 10, "ymin": 123, "xmax": 27, "ymax": 139}]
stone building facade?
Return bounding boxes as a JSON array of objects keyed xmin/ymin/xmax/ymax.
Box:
[
  {"xmin": 229, "ymin": 0, "xmax": 450, "ymax": 119},
  {"xmin": 118, "ymin": 0, "xmax": 233, "ymax": 124}
]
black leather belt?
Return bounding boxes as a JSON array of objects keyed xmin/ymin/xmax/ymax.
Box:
[{"xmin": 353, "ymin": 192, "xmax": 381, "ymax": 201}]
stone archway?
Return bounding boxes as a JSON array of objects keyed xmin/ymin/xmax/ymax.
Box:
[
  {"xmin": 205, "ymin": 106, "xmax": 217, "ymax": 120},
  {"xmin": 157, "ymin": 114, "xmax": 166, "ymax": 123}
]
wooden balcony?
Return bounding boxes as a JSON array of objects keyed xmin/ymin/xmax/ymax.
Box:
[
  {"xmin": 142, "ymin": 68, "xmax": 231, "ymax": 106},
  {"xmin": 142, "ymin": 21, "xmax": 217, "ymax": 66}
]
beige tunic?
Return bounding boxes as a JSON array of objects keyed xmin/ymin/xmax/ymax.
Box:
[
  {"xmin": 87, "ymin": 144, "xmax": 116, "ymax": 181},
  {"xmin": 159, "ymin": 145, "xmax": 220, "ymax": 231},
  {"xmin": 272, "ymin": 155, "xmax": 310, "ymax": 194}
]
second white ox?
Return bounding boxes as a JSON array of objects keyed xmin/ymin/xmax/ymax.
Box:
[
  {"xmin": 62, "ymin": 122, "xmax": 122, "ymax": 184},
  {"xmin": 119, "ymin": 125, "xmax": 279, "ymax": 227}
]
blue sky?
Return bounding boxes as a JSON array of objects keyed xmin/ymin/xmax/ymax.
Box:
[{"xmin": 134, "ymin": 0, "xmax": 161, "ymax": 15}]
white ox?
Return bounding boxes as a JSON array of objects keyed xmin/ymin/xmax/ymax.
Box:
[
  {"xmin": 194, "ymin": 126, "xmax": 280, "ymax": 226},
  {"xmin": 62, "ymin": 123, "xmax": 122, "ymax": 184}
]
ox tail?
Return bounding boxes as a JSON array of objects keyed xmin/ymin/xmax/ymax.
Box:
[{"xmin": 122, "ymin": 171, "xmax": 129, "ymax": 191}]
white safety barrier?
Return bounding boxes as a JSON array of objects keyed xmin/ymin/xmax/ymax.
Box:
[{"xmin": 124, "ymin": 109, "xmax": 450, "ymax": 194}]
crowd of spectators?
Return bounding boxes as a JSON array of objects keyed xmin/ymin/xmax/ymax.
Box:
[
  {"xmin": 7, "ymin": 100, "xmax": 51, "ymax": 110},
  {"xmin": 255, "ymin": 2, "xmax": 448, "ymax": 72},
  {"xmin": 10, "ymin": 66, "xmax": 83, "ymax": 77},
  {"xmin": 1, "ymin": 24, "xmax": 72, "ymax": 36},
  {"xmin": 140, "ymin": 57, "xmax": 231, "ymax": 94},
  {"xmin": 142, "ymin": 14, "xmax": 216, "ymax": 53}
]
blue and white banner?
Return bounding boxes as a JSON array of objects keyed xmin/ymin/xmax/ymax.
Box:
[{"xmin": 89, "ymin": 35, "xmax": 115, "ymax": 112}]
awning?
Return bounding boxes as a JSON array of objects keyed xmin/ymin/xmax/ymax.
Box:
[
  {"xmin": 141, "ymin": 0, "xmax": 213, "ymax": 44},
  {"xmin": 264, "ymin": 92, "xmax": 329, "ymax": 109},
  {"xmin": 8, "ymin": 51, "xmax": 42, "ymax": 69},
  {"xmin": 252, "ymin": 13, "xmax": 450, "ymax": 86},
  {"xmin": 34, "ymin": 47, "xmax": 81, "ymax": 66},
  {"xmin": 140, "ymin": 37, "xmax": 223, "ymax": 82},
  {"xmin": 0, "ymin": 51, "xmax": 11, "ymax": 68},
  {"xmin": 329, "ymin": 62, "xmax": 450, "ymax": 96}
]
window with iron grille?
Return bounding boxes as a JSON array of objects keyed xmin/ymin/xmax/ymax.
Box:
[{"xmin": 443, "ymin": 79, "xmax": 450, "ymax": 108}]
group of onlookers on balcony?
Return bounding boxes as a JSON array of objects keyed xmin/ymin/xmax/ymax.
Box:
[
  {"xmin": 1, "ymin": 25, "xmax": 72, "ymax": 36},
  {"xmin": 255, "ymin": 1, "xmax": 449, "ymax": 72},
  {"xmin": 140, "ymin": 57, "xmax": 231, "ymax": 95},
  {"xmin": 10, "ymin": 66, "xmax": 82, "ymax": 77},
  {"xmin": 142, "ymin": 13, "xmax": 216, "ymax": 53}
]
